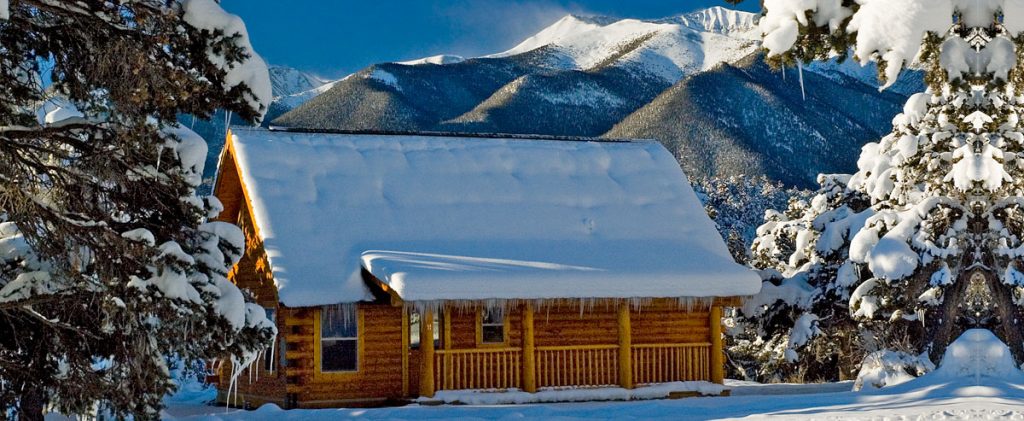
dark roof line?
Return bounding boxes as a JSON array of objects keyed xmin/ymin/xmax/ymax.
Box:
[{"xmin": 259, "ymin": 125, "xmax": 647, "ymax": 143}]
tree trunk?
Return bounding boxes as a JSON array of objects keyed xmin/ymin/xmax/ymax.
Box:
[
  {"xmin": 987, "ymin": 276, "xmax": 1024, "ymax": 362},
  {"xmin": 17, "ymin": 387, "xmax": 44, "ymax": 421},
  {"xmin": 923, "ymin": 267, "xmax": 972, "ymax": 364}
]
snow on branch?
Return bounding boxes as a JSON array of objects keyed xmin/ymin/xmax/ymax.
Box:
[
  {"xmin": 181, "ymin": 0, "xmax": 271, "ymax": 122},
  {"xmin": 761, "ymin": 0, "xmax": 1024, "ymax": 88}
]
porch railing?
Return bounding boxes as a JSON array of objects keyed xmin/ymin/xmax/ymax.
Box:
[
  {"xmin": 434, "ymin": 347, "xmax": 522, "ymax": 391},
  {"xmin": 632, "ymin": 343, "xmax": 711, "ymax": 385},
  {"xmin": 431, "ymin": 342, "xmax": 711, "ymax": 391},
  {"xmin": 535, "ymin": 345, "xmax": 619, "ymax": 388}
]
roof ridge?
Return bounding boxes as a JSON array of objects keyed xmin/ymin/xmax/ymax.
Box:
[{"xmin": 254, "ymin": 126, "xmax": 648, "ymax": 143}]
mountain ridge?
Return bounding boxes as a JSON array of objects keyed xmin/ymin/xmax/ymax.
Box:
[{"xmin": 196, "ymin": 7, "xmax": 924, "ymax": 192}]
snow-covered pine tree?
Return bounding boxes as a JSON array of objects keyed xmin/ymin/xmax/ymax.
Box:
[
  {"xmin": 693, "ymin": 175, "xmax": 809, "ymax": 263},
  {"xmin": 729, "ymin": 175, "xmax": 870, "ymax": 381},
  {"xmin": 731, "ymin": 0, "xmax": 1024, "ymax": 384},
  {"xmin": 0, "ymin": 1, "xmax": 275, "ymax": 419}
]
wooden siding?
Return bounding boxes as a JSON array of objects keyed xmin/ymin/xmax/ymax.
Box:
[
  {"xmin": 213, "ymin": 137, "xmax": 278, "ymax": 307},
  {"xmin": 631, "ymin": 303, "xmax": 711, "ymax": 345},
  {"xmin": 293, "ymin": 304, "xmax": 405, "ymax": 407},
  {"xmin": 533, "ymin": 304, "xmax": 619, "ymax": 347},
  {"xmin": 215, "ymin": 309, "xmax": 287, "ymax": 408},
  {"xmin": 228, "ymin": 206, "xmax": 278, "ymax": 306},
  {"xmin": 213, "ymin": 134, "xmax": 284, "ymax": 407}
]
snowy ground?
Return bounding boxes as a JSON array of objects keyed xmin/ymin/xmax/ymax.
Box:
[{"xmin": 160, "ymin": 377, "xmax": 1024, "ymax": 420}]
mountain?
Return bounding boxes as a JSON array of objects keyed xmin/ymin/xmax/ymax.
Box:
[
  {"xmin": 179, "ymin": 65, "xmax": 337, "ymax": 185},
  {"xmin": 606, "ymin": 53, "xmax": 916, "ymax": 188},
  {"xmin": 271, "ymin": 8, "xmax": 762, "ymax": 136},
  {"xmin": 217, "ymin": 7, "xmax": 925, "ymax": 192},
  {"xmin": 268, "ymin": 65, "xmax": 329, "ymax": 99},
  {"xmin": 263, "ymin": 65, "xmax": 336, "ymax": 123},
  {"xmin": 397, "ymin": 54, "xmax": 466, "ymax": 66}
]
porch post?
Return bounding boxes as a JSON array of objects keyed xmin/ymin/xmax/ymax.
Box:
[
  {"xmin": 522, "ymin": 302, "xmax": 537, "ymax": 393},
  {"xmin": 617, "ymin": 302, "xmax": 633, "ymax": 389},
  {"xmin": 401, "ymin": 308, "xmax": 410, "ymax": 397},
  {"xmin": 710, "ymin": 305, "xmax": 724, "ymax": 384},
  {"xmin": 443, "ymin": 305, "xmax": 453, "ymax": 390},
  {"xmin": 419, "ymin": 308, "xmax": 435, "ymax": 397}
]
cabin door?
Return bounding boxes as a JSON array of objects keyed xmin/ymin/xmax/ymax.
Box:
[{"xmin": 407, "ymin": 309, "xmax": 442, "ymax": 397}]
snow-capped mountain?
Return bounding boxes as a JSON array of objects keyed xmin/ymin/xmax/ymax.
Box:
[
  {"xmin": 672, "ymin": 6, "xmax": 759, "ymax": 34},
  {"xmin": 487, "ymin": 7, "xmax": 759, "ymax": 82},
  {"xmin": 268, "ymin": 65, "xmax": 330, "ymax": 99},
  {"xmin": 397, "ymin": 54, "xmax": 466, "ymax": 66},
  {"xmin": 258, "ymin": 7, "xmax": 924, "ymax": 189},
  {"xmin": 273, "ymin": 7, "xmax": 763, "ymax": 134},
  {"xmin": 264, "ymin": 65, "xmax": 338, "ymax": 115}
]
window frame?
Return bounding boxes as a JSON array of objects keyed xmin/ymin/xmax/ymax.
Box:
[
  {"xmin": 314, "ymin": 305, "xmax": 362, "ymax": 377},
  {"xmin": 475, "ymin": 308, "xmax": 510, "ymax": 347},
  {"xmin": 409, "ymin": 308, "xmax": 443, "ymax": 350}
]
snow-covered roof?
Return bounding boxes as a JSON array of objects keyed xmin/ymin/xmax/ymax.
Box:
[{"xmin": 224, "ymin": 128, "xmax": 760, "ymax": 306}]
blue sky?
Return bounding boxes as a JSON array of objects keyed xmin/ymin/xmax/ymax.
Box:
[{"xmin": 222, "ymin": 1, "xmax": 759, "ymax": 78}]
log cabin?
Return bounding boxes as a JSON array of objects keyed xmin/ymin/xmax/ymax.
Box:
[{"xmin": 210, "ymin": 128, "xmax": 761, "ymax": 409}]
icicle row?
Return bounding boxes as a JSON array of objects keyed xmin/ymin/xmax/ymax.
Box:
[{"xmin": 402, "ymin": 296, "xmax": 721, "ymax": 316}]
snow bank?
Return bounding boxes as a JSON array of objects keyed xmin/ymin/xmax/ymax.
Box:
[
  {"xmin": 854, "ymin": 350, "xmax": 933, "ymax": 390},
  {"xmin": 227, "ymin": 129, "xmax": 761, "ymax": 306},
  {"xmin": 931, "ymin": 329, "xmax": 1024, "ymax": 381},
  {"xmin": 857, "ymin": 329, "xmax": 1024, "ymax": 391},
  {"xmin": 424, "ymin": 381, "xmax": 725, "ymax": 405},
  {"xmin": 0, "ymin": 0, "xmax": 7, "ymax": 20}
]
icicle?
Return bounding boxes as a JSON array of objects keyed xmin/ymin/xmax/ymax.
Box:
[
  {"xmin": 225, "ymin": 336, "xmax": 266, "ymax": 410},
  {"xmin": 267, "ymin": 334, "xmax": 276, "ymax": 374},
  {"xmin": 224, "ymin": 110, "xmax": 233, "ymax": 139},
  {"xmin": 798, "ymin": 63, "xmax": 806, "ymax": 101}
]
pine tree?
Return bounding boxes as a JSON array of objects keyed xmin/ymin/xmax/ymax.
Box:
[
  {"xmin": 0, "ymin": 1, "xmax": 275, "ymax": 419},
  {"xmin": 693, "ymin": 175, "xmax": 809, "ymax": 263},
  {"xmin": 731, "ymin": 0, "xmax": 1024, "ymax": 383}
]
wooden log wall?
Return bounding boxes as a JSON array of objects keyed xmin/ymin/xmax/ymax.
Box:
[
  {"xmin": 631, "ymin": 302, "xmax": 711, "ymax": 345},
  {"xmin": 282, "ymin": 304, "xmax": 406, "ymax": 408},
  {"xmin": 216, "ymin": 312, "xmax": 287, "ymax": 408},
  {"xmin": 213, "ymin": 146, "xmax": 285, "ymax": 405}
]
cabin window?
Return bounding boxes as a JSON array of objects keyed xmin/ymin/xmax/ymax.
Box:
[
  {"xmin": 479, "ymin": 309, "xmax": 506, "ymax": 344},
  {"xmin": 320, "ymin": 305, "xmax": 358, "ymax": 372},
  {"xmin": 264, "ymin": 308, "xmax": 276, "ymax": 372},
  {"xmin": 409, "ymin": 309, "xmax": 441, "ymax": 349}
]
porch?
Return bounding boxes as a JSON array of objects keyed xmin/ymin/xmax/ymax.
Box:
[{"xmin": 403, "ymin": 300, "xmax": 727, "ymax": 397}]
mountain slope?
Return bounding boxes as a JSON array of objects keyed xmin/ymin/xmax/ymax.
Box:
[
  {"xmin": 606, "ymin": 53, "xmax": 913, "ymax": 189},
  {"xmin": 272, "ymin": 8, "xmax": 761, "ymax": 135},
  {"xmin": 272, "ymin": 58, "xmax": 533, "ymax": 131},
  {"xmin": 268, "ymin": 65, "xmax": 329, "ymax": 99},
  {"xmin": 228, "ymin": 7, "xmax": 927, "ymax": 193}
]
